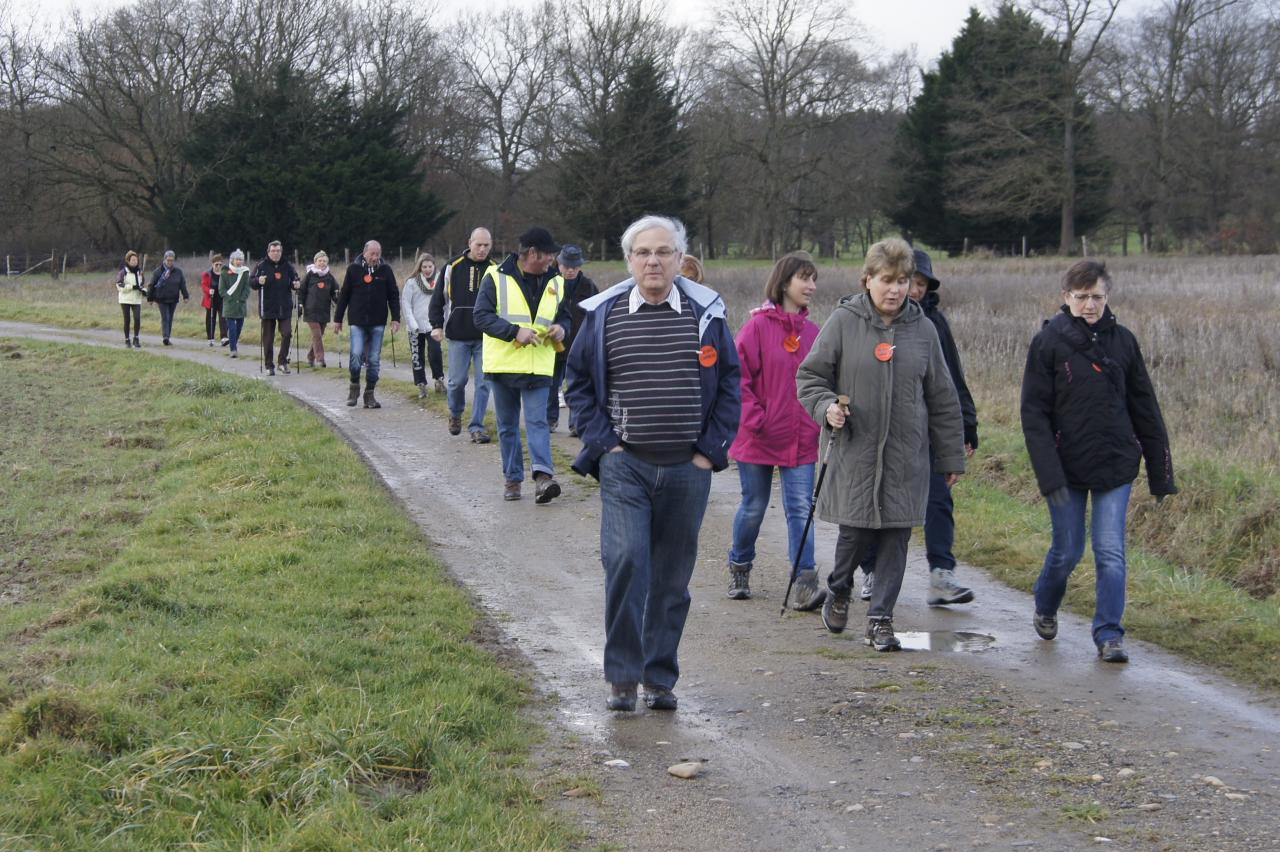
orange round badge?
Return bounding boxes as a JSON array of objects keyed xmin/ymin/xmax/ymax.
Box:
[
  {"xmin": 363, "ymin": 274, "xmax": 373, "ymax": 284},
  {"xmin": 783, "ymin": 334, "xmax": 800, "ymax": 353},
  {"xmin": 698, "ymin": 345, "xmax": 718, "ymax": 367},
  {"xmin": 874, "ymin": 342, "xmax": 895, "ymax": 362},
  {"xmin": 274, "ymin": 272, "xmax": 282, "ymax": 280},
  {"xmin": 317, "ymin": 282, "xmax": 326, "ymax": 289}
]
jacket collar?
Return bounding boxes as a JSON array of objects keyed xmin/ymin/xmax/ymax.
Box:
[{"xmin": 839, "ymin": 291, "xmax": 921, "ymax": 329}]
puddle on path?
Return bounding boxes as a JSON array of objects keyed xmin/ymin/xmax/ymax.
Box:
[{"xmin": 896, "ymin": 631, "xmax": 996, "ymax": 652}]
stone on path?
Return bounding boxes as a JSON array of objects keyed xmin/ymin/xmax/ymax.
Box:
[
  {"xmin": 604, "ymin": 759, "xmax": 630, "ymax": 769},
  {"xmin": 668, "ymin": 761, "xmax": 704, "ymax": 779}
]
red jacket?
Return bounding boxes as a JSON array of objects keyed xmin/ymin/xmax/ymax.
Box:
[
  {"xmin": 729, "ymin": 301, "xmax": 821, "ymax": 467},
  {"xmin": 200, "ymin": 269, "xmax": 217, "ymax": 310}
]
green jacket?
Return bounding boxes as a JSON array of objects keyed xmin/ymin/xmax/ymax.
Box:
[
  {"xmin": 796, "ymin": 292, "xmax": 965, "ymax": 529},
  {"xmin": 218, "ymin": 266, "xmax": 252, "ymax": 319}
]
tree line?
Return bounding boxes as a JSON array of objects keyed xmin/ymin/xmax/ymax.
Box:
[{"xmin": 1, "ymin": 0, "xmax": 1277, "ymax": 262}]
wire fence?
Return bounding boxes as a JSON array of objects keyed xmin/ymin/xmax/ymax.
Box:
[{"xmin": 2, "ymin": 245, "xmax": 457, "ymax": 278}]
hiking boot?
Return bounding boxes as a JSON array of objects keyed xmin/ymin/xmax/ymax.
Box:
[
  {"xmin": 548, "ymin": 420, "xmax": 558, "ymax": 433},
  {"xmin": 865, "ymin": 616, "xmax": 901, "ymax": 652},
  {"xmin": 643, "ymin": 686, "xmax": 677, "ymax": 711},
  {"xmin": 207, "ymin": 339, "xmax": 215, "ymax": 347},
  {"xmin": 132, "ymin": 337, "xmax": 141, "ymax": 348},
  {"xmin": 503, "ymin": 480, "xmax": 521, "ymax": 501},
  {"xmin": 307, "ymin": 354, "xmax": 315, "ymax": 367},
  {"xmin": 821, "ymin": 590, "xmax": 850, "ymax": 633},
  {"xmin": 434, "ymin": 378, "xmax": 446, "ymax": 393},
  {"xmin": 927, "ymin": 568, "xmax": 975, "ymax": 606},
  {"xmin": 727, "ymin": 560, "xmax": 752, "ymax": 600},
  {"xmin": 534, "ymin": 473, "xmax": 561, "ymax": 504},
  {"xmin": 470, "ymin": 430, "xmax": 491, "ymax": 444},
  {"xmin": 448, "ymin": 416, "xmax": 462, "ymax": 435},
  {"xmin": 163, "ymin": 338, "xmax": 172, "ymax": 346},
  {"xmin": 220, "ymin": 337, "xmax": 230, "ymax": 347},
  {"xmin": 124, "ymin": 337, "xmax": 132, "ymax": 347},
  {"xmin": 347, "ymin": 383, "xmax": 360, "ymax": 407},
  {"xmin": 363, "ymin": 388, "xmax": 381, "ymax": 409},
  {"xmin": 1034, "ymin": 612, "xmax": 1058, "ymax": 640},
  {"xmin": 607, "ymin": 683, "xmax": 637, "ymax": 712},
  {"xmin": 859, "ymin": 571, "xmax": 874, "ymax": 601},
  {"xmin": 267, "ymin": 366, "xmax": 276, "ymax": 376},
  {"xmin": 417, "ymin": 382, "xmax": 428, "ymax": 399},
  {"xmin": 230, "ymin": 351, "xmax": 238, "ymax": 359},
  {"xmin": 279, "ymin": 363, "xmax": 290, "ymax": 374},
  {"xmin": 790, "ymin": 569, "xmax": 827, "ymax": 611},
  {"xmin": 568, "ymin": 424, "xmax": 578, "ymax": 437},
  {"xmin": 1098, "ymin": 638, "xmax": 1129, "ymax": 663}
]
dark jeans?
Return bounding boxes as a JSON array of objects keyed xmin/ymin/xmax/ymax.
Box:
[
  {"xmin": 830, "ymin": 526, "xmax": 912, "ymax": 619},
  {"xmin": 227, "ymin": 317, "xmax": 245, "ymax": 352},
  {"xmin": 205, "ymin": 305, "xmax": 226, "ymax": 341},
  {"xmin": 261, "ymin": 317, "xmax": 292, "ymax": 368},
  {"xmin": 410, "ymin": 332, "xmax": 443, "ymax": 384},
  {"xmin": 157, "ymin": 301, "xmax": 178, "ymax": 339},
  {"xmin": 599, "ymin": 450, "xmax": 712, "ymax": 690},
  {"xmin": 547, "ymin": 352, "xmax": 567, "ymax": 425},
  {"xmin": 121, "ymin": 303, "xmax": 140, "ymax": 337},
  {"xmin": 861, "ymin": 464, "xmax": 957, "ymax": 574}
]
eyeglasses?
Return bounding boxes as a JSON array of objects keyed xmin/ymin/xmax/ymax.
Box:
[
  {"xmin": 1068, "ymin": 292, "xmax": 1107, "ymax": 304},
  {"xmin": 631, "ymin": 248, "xmax": 678, "ymax": 261}
]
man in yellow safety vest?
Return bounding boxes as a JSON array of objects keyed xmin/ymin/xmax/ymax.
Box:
[{"xmin": 473, "ymin": 226, "xmax": 573, "ymax": 503}]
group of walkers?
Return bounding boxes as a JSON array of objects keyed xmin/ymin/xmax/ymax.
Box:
[{"xmin": 112, "ymin": 212, "xmax": 1176, "ymax": 713}]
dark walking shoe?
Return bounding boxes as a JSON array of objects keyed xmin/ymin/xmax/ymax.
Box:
[
  {"xmin": 568, "ymin": 424, "xmax": 579, "ymax": 437},
  {"xmin": 220, "ymin": 338, "xmax": 230, "ymax": 347},
  {"xmin": 791, "ymin": 569, "xmax": 827, "ymax": 611},
  {"xmin": 363, "ymin": 388, "xmax": 381, "ymax": 409},
  {"xmin": 267, "ymin": 366, "xmax": 276, "ymax": 376},
  {"xmin": 607, "ymin": 683, "xmax": 637, "ymax": 712},
  {"xmin": 727, "ymin": 560, "xmax": 752, "ymax": 600},
  {"xmin": 1098, "ymin": 638, "xmax": 1129, "ymax": 663},
  {"xmin": 503, "ymin": 480, "xmax": 521, "ymax": 501},
  {"xmin": 230, "ymin": 351, "xmax": 238, "ymax": 358},
  {"xmin": 866, "ymin": 617, "xmax": 901, "ymax": 652},
  {"xmin": 548, "ymin": 420, "xmax": 558, "ymax": 433},
  {"xmin": 859, "ymin": 571, "xmax": 874, "ymax": 601},
  {"xmin": 417, "ymin": 382, "xmax": 428, "ymax": 399},
  {"xmin": 927, "ymin": 568, "xmax": 975, "ymax": 606},
  {"xmin": 821, "ymin": 591, "xmax": 850, "ymax": 633},
  {"xmin": 307, "ymin": 354, "xmax": 315, "ymax": 368},
  {"xmin": 279, "ymin": 364, "xmax": 290, "ymax": 374},
  {"xmin": 470, "ymin": 430, "xmax": 491, "ymax": 444},
  {"xmin": 434, "ymin": 378, "xmax": 446, "ymax": 393},
  {"xmin": 318, "ymin": 360, "xmax": 326, "ymax": 368},
  {"xmin": 643, "ymin": 686, "xmax": 677, "ymax": 711},
  {"xmin": 163, "ymin": 338, "xmax": 172, "ymax": 346},
  {"xmin": 132, "ymin": 337, "xmax": 141, "ymax": 348},
  {"xmin": 347, "ymin": 383, "xmax": 360, "ymax": 407},
  {"xmin": 534, "ymin": 473, "xmax": 561, "ymax": 504},
  {"xmin": 1034, "ymin": 612, "xmax": 1058, "ymax": 640},
  {"xmin": 124, "ymin": 337, "xmax": 132, "ymax": 347},
  {"xmin": 448, "ymin": 416, "xmax": 462, "ymax": 435}
]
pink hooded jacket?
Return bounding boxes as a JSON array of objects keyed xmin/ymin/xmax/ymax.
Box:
[{"xmin": 729, "ymin": 301, "xmax": 821, "ymax": 467}]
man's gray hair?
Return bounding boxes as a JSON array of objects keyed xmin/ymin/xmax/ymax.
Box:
[
  {"xmin": 267, "ymin": 240, "xmax": 282, "ymax": 249},
  {"xmin": 163, "ymin": 249, "xmax": 176, "ymax": 258},
  {"xmin": 620, "ymin": 215, "xmax": 688, "ymax": 257}
]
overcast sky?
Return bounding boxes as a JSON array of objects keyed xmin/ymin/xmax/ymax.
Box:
[{"xmin": 13, "ymin": 0, "xmax": 1156, "ymax": 68}]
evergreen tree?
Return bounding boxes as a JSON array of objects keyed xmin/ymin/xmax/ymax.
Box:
[
  {"xmin": 888, "ymin": 6, "xmax": 1109, "ymax": 253},
  {"xmin": 557, "ymin": 55, "xmax": 689, "ymax": 258},
  {"xmin": 169, "ymin": 65, "xmax": 451, "ymax": 254}
]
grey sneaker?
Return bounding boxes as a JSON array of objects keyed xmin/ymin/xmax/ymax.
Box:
[
  {"xmin": 1034, "ymin": 612, "xmax": 1058, "ymax": 640},
  {"xmin": 727, "ymin": 561, "xmax": 752, "ymax": 600},
  {"xmin": 1098, "ymin": 638, "xmax": 1129, "ymax": 663},
  {"xmin": 927, "ymin": 567, "xmax": 975, "ymax": 606},
  {"xmin": 790, "ymin": 569, "xmax": 827, "ymax": 612},
  {"xmin": 865, "ymin": 617, "xmax": 901, "ymax": 651},
  {"xmin": 417, "ymin": 382, "xmax": 428, "ymax": 398},
  {"xmin": 821, "ymin": 591, "xmax": 850, "ymax": 633},
  {"xmin": 859, "ymin": 571, "xmax": 874, "ymax": 602}
]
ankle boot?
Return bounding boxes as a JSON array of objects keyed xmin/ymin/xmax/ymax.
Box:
[
  {"xmin": 363, "ymin": 386, "xmax": 381, "ymax": 409},
  {"xmin": 727, "ymin": 560, "xmax": 752, "ymax": 600},
  {"xmin": 346, "ymin": 382, "xmax": 360, "ymax": 407}
]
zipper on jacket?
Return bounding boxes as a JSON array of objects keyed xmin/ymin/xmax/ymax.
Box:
[{"xmin": 871, "ymin": 326, "xmax": 894, "ymax": 527}]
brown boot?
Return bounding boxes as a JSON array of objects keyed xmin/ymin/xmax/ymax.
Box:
[
  {"xmin": 347, "ymin": 383, "xmax": 360, "ymax": 407},
  {"xmin": 363, "ymin": 387, "xmax": 381, "ymax": 409}
]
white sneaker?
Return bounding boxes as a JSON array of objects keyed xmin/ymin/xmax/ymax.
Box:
[
  {"xmin": 859, "ymin": 572, "xmax": 874, "ymax": 601},
  {"xmin": 927, "ymin": 568, "xmax": 975, "ymax": 606}
]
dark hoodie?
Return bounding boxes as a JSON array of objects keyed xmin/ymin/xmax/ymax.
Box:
[
  {"xmin": 918, "ymin": 289, "xmax": 978, "ymax": 449},
  {"xmin": 429, "ymin": 250, "xmax": 497, "ymax": 341}
]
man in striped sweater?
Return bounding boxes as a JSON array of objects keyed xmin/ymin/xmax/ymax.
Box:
[{"xmin": 566, "ymin": 215, "xmax": 741, "ymax": 713}]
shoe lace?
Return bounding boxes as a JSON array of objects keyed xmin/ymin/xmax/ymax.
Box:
[
  {"xmin": 830, "ymin": 595, "xmax": 849, "ymax": 617},
  {"xmin": 873, "ymin": 617, "xmax": 895, "ymax": 639},
  {"xmin": 731, "ymin": 570, "xmax": 750, "ymax": 591}
]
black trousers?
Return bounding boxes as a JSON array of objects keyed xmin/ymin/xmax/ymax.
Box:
[
  {"xmin": 261, "ymin": 318, "xmax": 292, "ymax": 367},
  {"xmin": 410, "ymin": 332, "xmax": 443, "ymax": 384},
  {"xmin": 121, "ymin": 303, "xmax": 140, "ymax": 337},
  {"xmin": 205, "ymin": 304, "xmax": 226, "ymax": 341},
  {"xmin": 830, "ymin": 526, "xmax": 911, "ymax": 619}
]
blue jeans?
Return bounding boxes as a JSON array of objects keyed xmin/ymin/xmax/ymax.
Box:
[
  {"xmin": 729, "ymin": 462, "xmax": 816, "ymax": 577},
  {"xmin": 349, "ymin": 324, "xmax": 384, "ymax": 387},
  {"xmin": 1034, "ymin": 483, "xmax": 1132, "ymax": 645},
  {"xmin": 446, "ymin": 339, "xmax": 490, "ymax": 433},
  {"xmin": 488, "ymin": 376, "xmax": 553, "ymax": 483},
  {"xmin": 227, "ymin": 317, "xmax": 244, "ymax": 352},
  {"xmin": 599, "ymin": 450, "xmax": 712, "ymax": 689}
]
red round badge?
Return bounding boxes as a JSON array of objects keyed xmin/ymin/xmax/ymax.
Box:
[
  {"xmin": 363, "ymin": 274, "xmax": 373, "ymax": 284},
  {"xmin": 698, "ymin": 345, "xmax": 718, "ymax": 368},
  {"xmin": 317, "ymin": 282, "xmax": 325, "ymax": 289},
  {"xmin": 274, "ymin": 272, "xmax": 282, "ymax": 280},
  {"xmin": 874, "ymin": 342, "xmax": 895, "ymax": 362},
  {"xmin": 783, "ymin": 334, "xmax": 800, "ymax": 353}
]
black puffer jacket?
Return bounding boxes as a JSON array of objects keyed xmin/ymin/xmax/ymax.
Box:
[
  {"xmin": 298, "ymin": 266, "xmax": 339, "ymax": 323},
  {"xmin": 1020, "ymin": 305, "xmax": 1176, "ymax": 496},
  {"xmin": 335, "ymin": 257, "xmax": 400, "ymax": 327},
  {"xmin": 919, "ymin": 291, "xmax": 978, "ymax": 449}
]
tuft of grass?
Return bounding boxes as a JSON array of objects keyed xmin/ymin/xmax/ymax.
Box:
[
  {"xmin": 0, "ymin": 339, "xmax": 569, "ymax": 847},
  {"xmin": 1061, "ymin": 803, "xmax": 1110, "ymax": 824}
]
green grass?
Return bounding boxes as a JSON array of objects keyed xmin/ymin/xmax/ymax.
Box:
[{"xmin": 0, "ymin": 339, "xmax": 570, "ymax": 848}]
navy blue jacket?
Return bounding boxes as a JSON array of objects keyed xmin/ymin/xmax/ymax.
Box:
[{"xmin": 566, "ymin": 277, "xmax": 741, "ymax": 479}]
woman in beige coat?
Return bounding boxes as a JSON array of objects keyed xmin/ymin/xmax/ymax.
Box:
[{"xmin": 795, "ymin": 238, "xmax": 965, "ymax": 650}]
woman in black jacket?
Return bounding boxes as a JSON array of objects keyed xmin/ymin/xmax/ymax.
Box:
[
  {"xmin": 298, "ymin": 251, "xmax": 339, "ymax": 367},
  {"xmin": 1020, "ymin": 259, "xmax": 1176, "ymax": 664}
]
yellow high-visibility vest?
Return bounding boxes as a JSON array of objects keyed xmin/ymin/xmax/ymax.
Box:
[{"xmin": 481, "ymin": 268, "xmax": 565, "ymax": 376}]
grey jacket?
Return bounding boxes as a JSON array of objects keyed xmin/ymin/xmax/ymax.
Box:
[{"xmin": 796, "ymin": 292, "xmax": 966, "ymax": 529}]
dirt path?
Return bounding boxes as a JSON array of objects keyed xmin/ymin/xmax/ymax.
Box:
[{"xmin": 5, "ymin": 322, "xmax": 1277, "ymax": 850}]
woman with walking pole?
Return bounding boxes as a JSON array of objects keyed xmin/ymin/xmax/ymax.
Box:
[
  {"xmin": 796, "ymin": 238, "xmax": 966, "ymax": 651},
  {"xmin": 725, "ymin": 251, "xmax": 823, "ymax": 606}
]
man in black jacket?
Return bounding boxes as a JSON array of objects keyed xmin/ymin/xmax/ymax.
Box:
[
  {"xmin": 860, "ymin": 248, "xmax": 980, "ymax": 607},
  {"xmin": 251, "ymin": 240, "xmax": 300, "ymax": 375},
  {"xmin": 548, "ymin": 244, "xmax": 597, "ymax": 434},
  {"xmin": 430, "ymin": 227, "xmax": 497, "ymax": 442},
  {"xmin": 335, "ymin": 240, "xmax": 400, "ymax": 409}
]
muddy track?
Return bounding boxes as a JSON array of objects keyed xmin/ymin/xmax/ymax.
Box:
[{"xmin": 4, "ymin": 321, "xmax": 1277, "ymax": 851}]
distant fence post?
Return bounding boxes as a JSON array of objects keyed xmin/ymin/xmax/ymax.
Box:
[
  {"xmin": 1022, "ymin": 236, "xmax": 1027, "ymax": 258},
  {"xmin": 399, "ymin": 246, "xmax": 403, "ymax": 263},
  {"xmin": 61, "ymin": 254, "xmax": 67, "ymax": 277},
  {"xmin": 962, "ymin": 237, "xmax": 969, "ymax": 256},
  {"xmin": 344, "ymin": 247, "xmax": 350, "ymax": 266},
  {"xmin": 1081, "ymin": 235, "xmax": 1089, "ymax": 256}
]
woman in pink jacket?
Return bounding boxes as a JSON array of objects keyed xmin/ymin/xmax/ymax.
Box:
[{"xmin": 727, "ymin": 251, "xmax": 823, "ymax": 607}]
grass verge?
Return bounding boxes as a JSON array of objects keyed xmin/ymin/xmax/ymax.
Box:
[{"xmin": 0, "ymin": 338, "xmax": 569, "ymax": 848}]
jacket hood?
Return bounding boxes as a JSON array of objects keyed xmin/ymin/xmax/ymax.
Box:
[{"xmin": 838, "ymin": 291, "xmax": 923, "ymax": 328}]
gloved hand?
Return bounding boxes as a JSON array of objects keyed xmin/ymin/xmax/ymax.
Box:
[{"xmin": 1046, "ymin": 487, "xmax": 1071, "ymax": 508}]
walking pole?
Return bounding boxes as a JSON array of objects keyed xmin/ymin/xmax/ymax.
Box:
[
  {"xmin": 390, "ymin": 326, "xmax": 397, "ymax": 369},
  {"xmin": 293, "ymin": 302, "xmax": 301, "ymax": 375},
  {"xmin": 780, "ymin": 395, "xmax": 849, "ymax": 616},
  {"xmin": 338, "ymin": 327, "xmax": 343, "ymax": 370}
]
